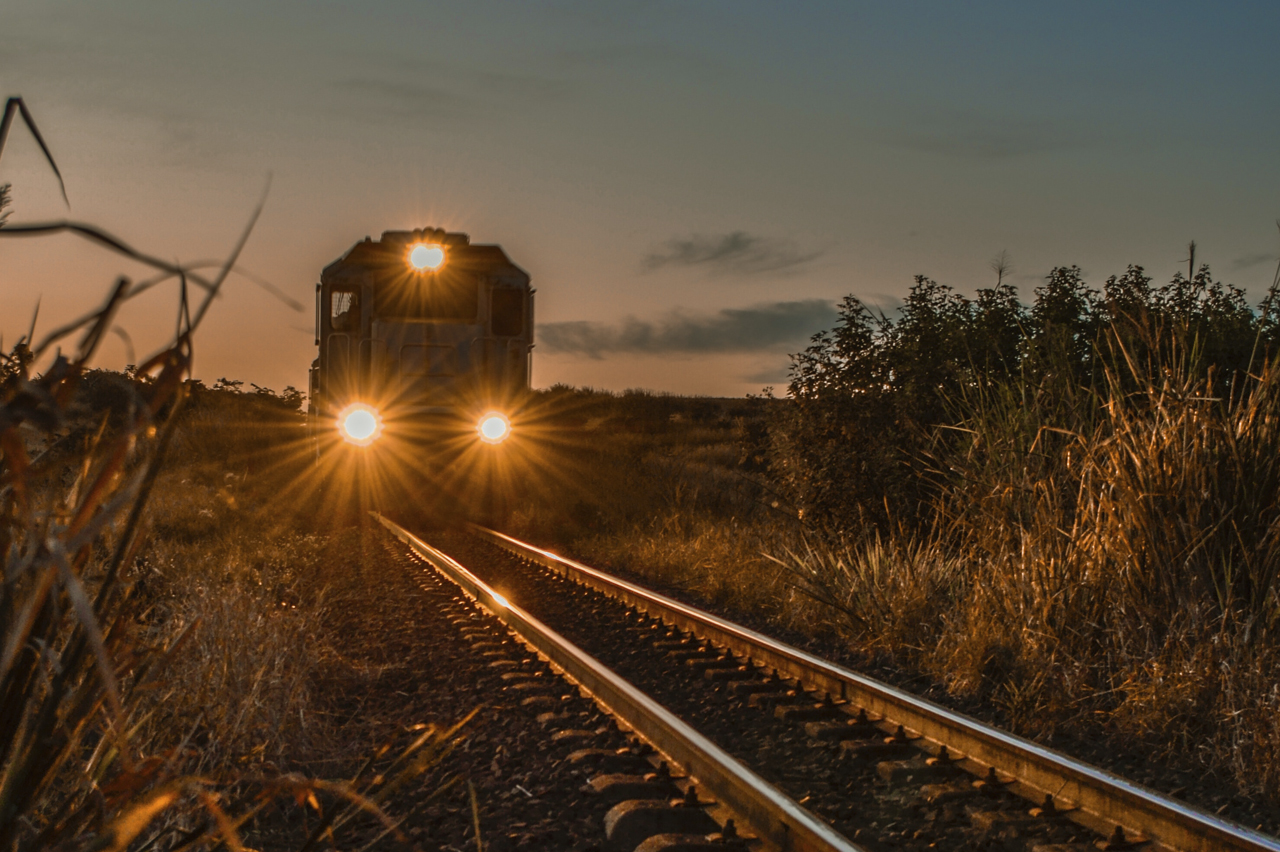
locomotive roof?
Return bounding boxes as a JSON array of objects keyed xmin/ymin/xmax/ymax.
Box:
[{"xmin": 323, "ymin": 229, "xmax": 529, "ymax": 281}]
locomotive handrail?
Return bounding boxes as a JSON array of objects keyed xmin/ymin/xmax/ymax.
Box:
[
  {"xmin": 375, "ymin": 514, "xmax": 862, "ymax": 852},
  {"xmin": 471, "ymin": 524, "xmax": 1280, "ymax": 852}
]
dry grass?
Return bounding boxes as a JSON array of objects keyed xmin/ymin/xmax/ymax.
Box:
[
  {"xmin": 1, "ymin": 359, "xmax": 463, "ymax": 850},
  {"xmin": 136, "ymin": 475, "xmax": 330, "ymax": 771},
  {"xmin": 906, "ymin": 346, "xmax": 1280, "ymax": 794},
  {"xmin": 575, "ymin": 514, "xmax": 819, "ymax": 632},
  {"xmin": 0, "ymin": 209, "xmax": 451, "ymax": 849},
  {"xmin": 516, "ymin": 345, "xmax": 1280, "ymax": 809}
]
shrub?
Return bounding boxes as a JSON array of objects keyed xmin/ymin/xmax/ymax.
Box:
[
  {"xmin": 767, "ymin": 258, "xmax": 1280, "ymax": 795},
  {"xmin": 774, "ymin": 262, "xmax": 1280, "ymax": 533}
]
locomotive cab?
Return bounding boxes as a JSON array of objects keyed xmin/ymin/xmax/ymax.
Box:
[{"xmin": 308, "ymin": 228, "xmax": 534, "ymax": 454}]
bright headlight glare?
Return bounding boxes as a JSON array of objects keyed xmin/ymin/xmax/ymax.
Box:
[
  {"xmin": 477, "ymin": 412, "xmax": 511, "ymax": 444},
  {"xmin": 337, "ymin": 403, "xmax": 383, "ymax": 446},
  {"xmin": 409, "ymin": 243, "xmax": 446, "ymax": 271}
]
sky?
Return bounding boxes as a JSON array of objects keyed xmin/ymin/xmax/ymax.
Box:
[{"xmin": 2, "ymin": 1, "xmax": 1278, "ymax": 397}]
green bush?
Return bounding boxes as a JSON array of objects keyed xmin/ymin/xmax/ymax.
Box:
[{"xmin": 774, "ymin": 262, "xmax": 1280, "ymax": 534}]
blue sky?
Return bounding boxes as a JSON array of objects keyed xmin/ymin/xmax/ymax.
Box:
[{"xmin": 2, "ymin": 1, "xmax": 1278, "ymax": 394}]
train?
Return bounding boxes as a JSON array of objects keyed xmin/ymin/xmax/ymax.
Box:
[{"xmin": 307, "ymin": 228, "xmax": 534, "ymax": 471}]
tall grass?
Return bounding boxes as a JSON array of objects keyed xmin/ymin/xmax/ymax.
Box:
[
  {"xmin": 0, "ymin": 164, "xmax": 450, "ymax": 848},
  {"xmin": 526, "ymin": 281, "xmax": 1280, "ymax": 804},
  {"xmin": 771, "ymin": 320, "xmax": 1280, "ymax": 796},
  {"xmin": 0, "ymin": 285, "xmax": 209, "ymax": 850},
  {"xmin": 1, "ymin": 339, "xmax": 458, "ymax": 849}
]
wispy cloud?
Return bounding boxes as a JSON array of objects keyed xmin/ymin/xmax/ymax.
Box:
[
  {"xmin": 550, "ymin": 43, "xmax": 720, "ymax": 79},
  {"xmin": 643, "ymin": 231, "xmax": 821, "ymax": 275},
  {"xmin": 539, "ymin": 299, "xmax": 838, "ymax": 359},
  {"xmin": 887, "ymin": 110, "xmax": 1076, "ymax": 160},
  {"xmin": 331, "ymin": 65, "xmax": 568, "ymax": 123},
  {"xmin": 743, "ymin": 364, "xmax": 792, "ymax": 385},
  {"xmin": 332, "ymin": 78, "xmax": 471, "ymax": 119},
  {"xmin": 1231, "ymin": 252, "xmax": 1277, "ymax": 272}
]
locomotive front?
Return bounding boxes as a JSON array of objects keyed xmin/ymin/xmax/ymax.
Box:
[{"xmin": 308, "ymin": 228, "xmax": 534, "ymax": 457}]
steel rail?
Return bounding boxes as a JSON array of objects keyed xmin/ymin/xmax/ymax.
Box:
[
  {"xmin": 375, "ymin": 514, "xmax": 861, "ymax": 852},
  {"xmin": 472, "ymin": 523, "xmax": 1280, "ymax": 852}
]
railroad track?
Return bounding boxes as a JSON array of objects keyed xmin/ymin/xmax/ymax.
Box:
[
  {"xmin": 376, "ymin": 514, "xmax": 1280, "ymax": 852},
  {"xmin": 379, "ymin": 514, "xmax": 853, "ymax": 852}
]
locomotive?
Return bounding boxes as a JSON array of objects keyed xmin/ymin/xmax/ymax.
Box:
[{"xmin": 307, "ymin": 228, "xmax": 534, "ymax": 465}]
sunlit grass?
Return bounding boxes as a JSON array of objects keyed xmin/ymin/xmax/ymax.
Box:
[
  {"xmin": 509, "ymin": 356, "xmax": 1280, "ymax": 804},
  {"xmin": 0, "ymin": 112, "xmax": 459, "ymax": 845}
]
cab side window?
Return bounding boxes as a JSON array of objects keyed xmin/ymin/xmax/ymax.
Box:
[
  {"xmin": 491, "ymin": 289, "xmax": 523, "ymax": 337},
  {"xmin": 331, "ymin": 290, "xmax": 360, "ymax": 331}
]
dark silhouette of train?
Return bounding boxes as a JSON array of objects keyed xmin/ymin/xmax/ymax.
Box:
[{"xmin": 307, "ymin": 228, "xmax": 533, "ymax": 462}]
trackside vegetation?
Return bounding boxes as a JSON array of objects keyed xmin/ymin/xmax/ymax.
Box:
[
  {"xmin": 771, "ymin": 261, "xmax": 1280, "ymax": 795},
  {"xmin": 515, "ymin": 256, "xmax": 1280, "ymax": 826},
  {"xmin": 0, "ymin": 163, "xmax": 457, "ymax": 847},
  {"xmin": 2, "ymin": 344, "xmax": 460, "ymax": 851}
]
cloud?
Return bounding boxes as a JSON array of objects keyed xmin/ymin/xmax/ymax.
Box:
[
  {"xmin": 1231, "ymin": 252, "xmax": 1278, "ymax": 271},
  {"xmin": 539, "ymin": 299, "xmax": 838, "ymax": 359},
  {"xmin": 330, "ymin": 65, "xmax": 569, "ymax": 126},
  {"xmin": 550, "ymin": 43, "xmax": 719, "ymax": 79},
  {"xmin": 743, "ymin": 364, "xmax": 792, "ymax": 385},
  {"xmin": 333, "ymin": 57, "xmax": 569, "ymax": 113},
  {"xmin": 333, "ymin": 78, "xmax": 470, "ymax": 117},
  {"xmin": 643, "ymin": 232, "xmax": 822, "ymax": 275},
  {"xmin": 887, "ymin": 110, "xmax": 1076, "ymax": 160}
]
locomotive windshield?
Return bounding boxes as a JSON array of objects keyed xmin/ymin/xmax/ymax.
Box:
[{"xmin": 373, "ymin": 269, "xmax": 479, "ymax": 322}]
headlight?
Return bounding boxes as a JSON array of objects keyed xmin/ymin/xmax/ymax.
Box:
[
  {"xmin": 408, "ymin": 243, "xmax": 446, "ymax": 271},
  {"xmin": 477, "ymin": 412, "xmax": 511, "ymax": 444},
  {"xmin": 337, "ymin": 403, "xmax": 383, "ymax": 446}
]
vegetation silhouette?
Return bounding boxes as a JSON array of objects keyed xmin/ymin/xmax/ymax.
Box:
[
  {"xmin": 0, "ymin": 101, "xmax": 458, "ymax": 851},
  {"xmin": 775, "ymin": 257, "xmax": 1280, "ymax": 536}
]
